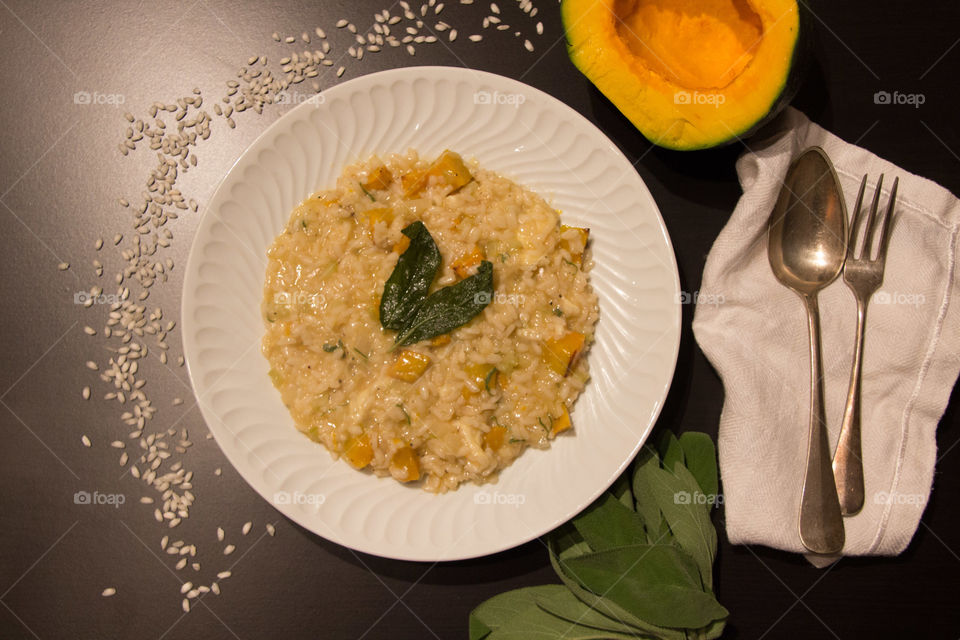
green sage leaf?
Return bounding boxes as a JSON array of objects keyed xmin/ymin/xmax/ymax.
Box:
[
  {"xmin": 678, "ymin": 432, "xmax": 719, "ymax": 499},
  {"xmin": 560, "ymin": 545, "xmax": 727, "ymax": 629}
]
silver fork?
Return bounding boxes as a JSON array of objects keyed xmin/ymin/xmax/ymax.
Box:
[{"xmin": 833, "ymin": 174, "xmax": 899, "ymax": 516}]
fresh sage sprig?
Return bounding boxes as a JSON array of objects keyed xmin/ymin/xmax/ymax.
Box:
[
  {"xmin": 469, "ymin": 431, "xmax": 728, "ymax": 640},
  {"xmin": 380, "ymin": 221, "xmax": 493, "ymax": 348}
]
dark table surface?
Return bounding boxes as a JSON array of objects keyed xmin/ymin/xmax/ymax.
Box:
[{"xmin": 2, "ymin": 1, "xmax": 958, "ymax": 638}]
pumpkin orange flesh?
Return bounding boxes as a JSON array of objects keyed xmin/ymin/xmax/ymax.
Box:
[{"xmin": 563, "ymin": 0, "xmax": 801, "ymax": 150}]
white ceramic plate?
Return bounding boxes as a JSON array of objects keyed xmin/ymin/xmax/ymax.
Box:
[{"xmin": 181, "ymin": 67, "xmax": 680, "ymax": 561}]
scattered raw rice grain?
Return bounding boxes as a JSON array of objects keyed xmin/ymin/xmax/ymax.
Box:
[
  {"xmin": 223, "ymin": 544, "xmax": 236, "ymax": 555},
  {"xmin": 58, "ymin": 262, "xmax": 70, "ymax": 271},
  {"xmin": 82, "ymin": 386, "xmax": 91, "ymax": 400},
  {"xmin": 284, "ymin": 36, "xmax": 295, "ymax": 43},
  {"xmin": 272, "ymin": 32, "xmax": 280, "ymax": 41},
  {"xmin": 217, "ymin": 571, "xmax": 232, "ymax": 579},
  {"xmin": 214, "ymin": 468, "xmax": 222, "ymax": 476},
  {"xmin": 81, "ymin": 435, "xmax": 91, "ymax": 447},
  {"xmin": 180, "ymin": 582, "xmax": 192, "ymax": 594},
  {"xmin": 536, "ymin": 21, "xmax": 543, "ymax": 35},
  {"xmin": 95, "ymin": 238, "xmax": 103, "ymax": 250},
  {"xmin": 490, "ymin": 2, "xmax": 499, "ymax": 13},
  {"xmin": 336, "ymin": 66, "xmax": 345, "ymax": 77},
  {"xmin": 524, "ymin": 39, "xmax": 534, "ymax": 52},
  {"xmin": 336, "ymin": 18, "xmax": 348, "ymax": 28},
  {"xmin": 469, "ymin": 34, "xmax": 482, "ymax": 42},
  {"xmin": 176, "ymin": 558, "xmax": 187, "ymax": 570},
  {"xmin": 182, "ymin": 598, "xmax": 190, "ymax": 613},
  {"xmin": 266, "ymin": 523, "xmax": 276, "ymax": 536},
  {"xmin": 242, "ymin": 521, "xmax": 252, "ymax": 536},
  {"xmin": 211, "ymin": 582, "xmax": 221, "ymax": 595},
  {"xmin": 139, "ymin": 496, "xmax": 153, "ymax": 504},
  {"xmin": 101, "ymin": 588, "xmax": 116, "ymax": 597},
  {"xmin": 449, "ymin": 29, "xmax": 458, "ymax": 41},
  {"xmin": 217, "ymin": 527, "xmax": 224, "ymax": 541}
]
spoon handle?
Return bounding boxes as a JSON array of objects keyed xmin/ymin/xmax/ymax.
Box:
[{"xmin": 799, "ymin": 293, "xmax": 845, "ymax": 555}]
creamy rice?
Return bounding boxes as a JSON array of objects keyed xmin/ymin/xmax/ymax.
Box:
[{"xmin": 261, "ymin": 150, "xmax": 598, "ymax": 492}]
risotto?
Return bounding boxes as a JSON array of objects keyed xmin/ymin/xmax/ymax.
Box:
[{"xmin": 261, "ymin": 150, "xmax": 598, "ymax": 492}]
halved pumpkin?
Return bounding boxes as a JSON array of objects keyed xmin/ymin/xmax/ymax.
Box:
[{"xmin": 562, "ymin": 0, "xmax": 806, "ymax": 150}]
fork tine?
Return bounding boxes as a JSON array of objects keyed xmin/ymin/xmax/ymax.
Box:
[
  {"xmin": 862, "ymin": 174, "xmax": 885, "ymax": 259},
  {"xmin": 875, "ymin": 176, "xmax": 899, "ymax": 266},
  {"xmin": 849, "ymin": 175, "xmax": 868, "ymax": 258},
  {"xmin": 848, "ymin": 174, "xmax": 869, "ymax": 259}
]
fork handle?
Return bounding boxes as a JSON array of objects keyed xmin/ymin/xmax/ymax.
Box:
[{"xmin": 833, "ymin": 298, "xmax": 867, "ymax": 515}]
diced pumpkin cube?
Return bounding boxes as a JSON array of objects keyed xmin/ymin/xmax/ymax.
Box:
[
  {"xmin": 401, "ymin": 170, "xmax": 427, "ymax": 197},
  {"xmin": 390, "ymin": 446, "xmax": 420, "ymax": 482},
  {"xmin": 462, "ymin": 362, "xmax": 499, "ymax": 399},
  {"xmin": 363, "ymin": 165, "xmax": 393, "ymax": 191},
  {"xmin": 451, "ymin": 246, "xmax": 485, "ymax": 279},
  {"xmin": 388, "ymin": 349, "xmax": 432, "ymax": 382},
  {"xmin": 268, "ymin": 368, "xmax": 284, "ymax": 387},
  {"xmin": 344, "ymin": 434, "xmax": 374, "ymax": 469},
  {"xmin": 551, "ymin": 405, "xmax": 572, "ymax": 436},
  {"xmin": 430, "ymin": 334, "xmax": 451, "ymax": 347},
  {"xmin": 542, "ymin": 332, "xmax": 586, "ymax": 376},
  {"xmin": 425, "ymin": 150, "xmax": 473, "ymax": 192},
  {"xmin": 483, "ymin": 425, "xmax": 508, "ymax": 451},
  {"xmin": 560, "ymin": 225, "xmax": 590, "ymax": 266},
  {"xmin": 367, "ymin": 207, "xmax": 394, "ymax": 234},
  {"xmin": 393, "ymin": 235, "xmax": 411, "ymax": 254}
]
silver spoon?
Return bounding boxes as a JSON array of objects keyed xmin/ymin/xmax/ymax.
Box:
[{"xmin": 767, "ymin": 146, "xmax": 847, "ymax": 555}]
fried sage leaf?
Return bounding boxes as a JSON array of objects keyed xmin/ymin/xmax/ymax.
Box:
[
  {"xmin": 379, "ymin": 221, "xmax": 441, "ymax": 330},
  {"xmin": 392, "ymin": 261, "xmax": 493, "ymax": 347}
]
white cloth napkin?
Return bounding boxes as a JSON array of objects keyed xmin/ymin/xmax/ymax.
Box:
[{"xmin": 692, "ymin": 107, "xmax": 960, "ymax": 561}]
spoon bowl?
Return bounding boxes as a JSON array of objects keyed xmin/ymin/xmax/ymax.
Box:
[
  {"xmin": 767, "ymin": 146, "xmax": 847, "ymax": 555},
  {"xmin": 768, "ymin": 151, "xmax": 848, "ymax": 294}
]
